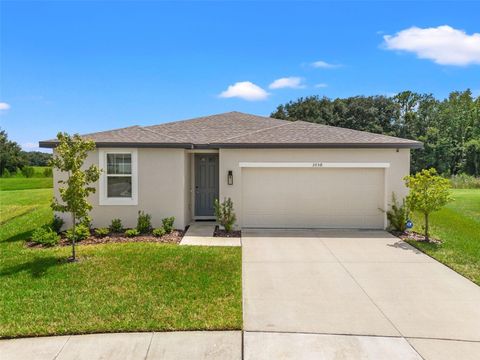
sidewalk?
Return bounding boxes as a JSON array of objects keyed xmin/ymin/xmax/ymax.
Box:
[{"xmin": 0, "ymin": 331, "xmax": 242, "ymax": 360}]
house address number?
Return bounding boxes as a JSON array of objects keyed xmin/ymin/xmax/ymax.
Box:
[{"xmin": 312, "ymin": 162, "xmax": 323, "ymax": 167}]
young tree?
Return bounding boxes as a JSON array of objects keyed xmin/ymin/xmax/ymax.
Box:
[
  {"xmin": 50, "ymin": 133, "xmax": 100, "ymax": 261},
  {"xmin": 404, "ymin": 168, "xmax": 452, "ymax": 241}
]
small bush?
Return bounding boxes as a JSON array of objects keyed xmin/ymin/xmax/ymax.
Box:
[
  {"xmin": 162, "ymin": 217, "xmax": 175, "ymax": 234},
  {"xmin": 386, "ymin": 193, "xmax": 408, "ymax": 232},
  {"xmin": 31, "ymin": 227, "xmax": 60, "ymax": 246},
  {"xmin": 2, "ymin": 169, "xmax": 11, "ymax": 178},
  {"xmin": 79, "ymin": 216, "xmax": 92, "ymax": 229},
  {"xmin": 95, "ymin": 228, "xmax": 109, "ymax": 237},
  {"xmin": 137, "ymin": 211, "xmax": 152, "ymax": 234},
  {"xmin": 109, "ymin": 218, "xmax": 123, "ymax": 233},
  {"xmin": 153, "ymin": 227, "xmax": 166, "ymax": 237},
  {"xmin": 125, "ymin": 228, "xmax": 140, "ymax": 237},
  {"xmin": 214, "ymin": 198, "xmax": 236, "ymax": 232},
  {"xmin": 66, "ymin": 224, "xmax": 91, "ymax": 241},
  {"xmin": 43, "ymin": 167, "xmax": 53, "ymax": 177},
  {"xmin": 51, "ymin": 215, "xmax": 64, "ymax": 233},
  {"xmin": 21, "ymin": 166, "xmax": 35, "ymax": 178},
  {"xmin": 450, "ymin": 174, "xmax": 480, "ymax": 189}
]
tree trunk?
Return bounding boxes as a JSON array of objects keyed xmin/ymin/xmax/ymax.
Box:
[
  {"xmin": 71, "ymin": 213, "xmax": 76, "ymax": 261},
  {"xmin": 424, "ymin": 212, "xmax": 429, "ymax": 242}
]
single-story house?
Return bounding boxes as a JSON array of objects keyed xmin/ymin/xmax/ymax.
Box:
[{"xmin": 40, "ymin": 111, "xmax": 422, "ymax": 230}]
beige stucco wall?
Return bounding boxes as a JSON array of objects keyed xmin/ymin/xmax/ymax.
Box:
[
  {"xmin": 53, "ymin": 147, "xmax": 411, "ymax": 230},
  {"xmin": 219, "ymin": 148, "xmax": 411, "ymax": 228},
  {"xmin": 53, "ymin": 148, "xmax": 188, "ymax": 230}
]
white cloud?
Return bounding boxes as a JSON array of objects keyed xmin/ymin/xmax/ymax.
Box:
[
  {"xmin": 219, "ymin": 81, "xmax": 269, "ymax": 101},
  {"xmin": 269, "ymin": 77, "xmax": 305, "ymax": 89},
  {"xmin": 0, "ymin": 102, "xmax": 11, "ymax": 111},
  {"xmin": 311, "ymin": 60, "xmax": 341, "ymax": 69},
  {"xmin": 314, "ymin": 83, "xmax": 328, "ymax": 88},
  {"xmin": 383, "ymin": 25, "xmax": 480, "ymax": 66}
]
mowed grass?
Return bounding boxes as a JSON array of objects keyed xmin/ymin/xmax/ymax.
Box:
[
  {"xmin": 407, "ymin": 189, "xmax": 480, "ymax": 285},
  {"xmin": 0, "ymin": 178, "xmax": 242, "ymax": 338},
  {"xmin": 0, "ymin": 177, "xmax": 53, "ymax": 191}
]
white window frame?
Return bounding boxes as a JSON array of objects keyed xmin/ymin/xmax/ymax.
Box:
[{"xmin": 99, "ymin": 148, "xmax": 138, "ymax": 205}]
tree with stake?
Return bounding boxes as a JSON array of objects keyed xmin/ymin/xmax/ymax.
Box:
[
  {"xmin": 404, "ymin": 168, "xmax": 452, "ymax": 241},
  {"xmin": 50, "ymin": 133, "xmax": 100, "ymax": 261}
]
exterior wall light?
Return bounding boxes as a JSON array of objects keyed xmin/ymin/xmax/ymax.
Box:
[{"xmin": 227, "ymin": 170, "xmax": 233, "ymax": 185}]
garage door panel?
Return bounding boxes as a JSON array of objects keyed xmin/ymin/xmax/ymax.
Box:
[{"xmin": 242, "ymin": 168, "xmax": 384, "ymax": 229}]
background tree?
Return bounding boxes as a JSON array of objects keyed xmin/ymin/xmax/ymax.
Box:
[
  {"xmin": 22, "ymin": 151, "xmax": 52, "ymax": 166},
  {"xmin": 404, "ymin": 168, "xmax": 452, "ymax": 241},
  {"xmin": 0, "ymin": 128, "xmax": 26, "ymax": 175},
  {"xmin": 271, "ymin": 90, "xmax": 480, "ymax": 176},
  {"xmin": 50, "ymin": 133, "xmax": 100, "ymax": 261}
]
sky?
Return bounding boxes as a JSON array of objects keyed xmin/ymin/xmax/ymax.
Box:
[{"xmin": 1, "ymin": 1, "xmax": 479, "ymax": 152}]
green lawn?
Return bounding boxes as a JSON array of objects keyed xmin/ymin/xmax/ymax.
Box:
[
  {"xmin": 0, "ymin": 179, "xmax": 242, "ymax": 338},
  {"xmin": 408, "ymin": 189, "xmax": 480, "ymax": 285},
  {"xmin": 0, "ymin": 177, "xmax": 53, "ymax": 191}
]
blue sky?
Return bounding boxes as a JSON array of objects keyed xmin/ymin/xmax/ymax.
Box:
[{"xmin": 1, "ymin": 1, "xmax": 479, "ymax": 152}]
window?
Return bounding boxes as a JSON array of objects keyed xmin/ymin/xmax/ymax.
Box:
[{"xmin": 99, "ymin": 149, "xmax": 138, "ymax": 205}]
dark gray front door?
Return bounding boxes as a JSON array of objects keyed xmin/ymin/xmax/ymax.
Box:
[{"xmin": 195, "ymin": 154, "xmax": 219, "ymax": 217}]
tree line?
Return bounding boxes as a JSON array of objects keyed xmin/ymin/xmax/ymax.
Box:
[
  {"xmin": 0, "ymin": 128, "xmax": 52, "ymax": 176},
  {"xmin": 271, "ymin": 90, "xmax": 480, "ymax": 175}
]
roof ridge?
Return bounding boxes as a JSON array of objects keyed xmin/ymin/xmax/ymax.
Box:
[
  {"xmin": 81, "ymin": 125, "xmax": 140, "ymax": 137},
  {"xmin": 138, "ymin": 126, "xmax": 185, "ymax": 142},
  {"xmin": 213, "ymin": 120, "xmax": 296, "ymax": 142},
  {"xmin": 144, "ymin": 111, "xmax": 239, "ymax": 128}
]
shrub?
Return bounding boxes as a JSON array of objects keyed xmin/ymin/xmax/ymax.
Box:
[
  {"xmin": 137, "ymin": 211, "xmax": 152, "ymax": 234},
  {"xmin": 79, "ymin": 216, "xmax": 92, "ymax": 229},
  {"xmin": 153, "ymin": 227, "xmax": 166, "ymax": 237},
  {"xmin": 95, "ymin": 228, "xmax": 109, "ymax": 237},
  {"xmin": 43, "ymin": 167, "xmax": 53, "ymax": 177},
  {"xmin": 161, "ymin": 217, "xmax": 175, "ymax": 234},
  {"xmin": 21, "ymin": 166, "xmax": 35, "ymax": 178},
  {"xmin": 51, "ymin": 215, "xmax": 64, "ymax": 233},
  {"xmin": 450, "ymin": 174, "xmax": 480, "ymax": 189},
  {"xmin": 2, "ymin": 168, "xmax": 11, "ymax": 178},
  {"xmin": 109, "ymin": 218, "xmax": 123, "ymax": 233},
  {"xmin": 386, "ymin": 193, "xmax": 408, "ymax": 232},
  {"xmin": 125, "ymin": 228, "xmax": 140, "ymax": 237},
  {"xmin": 31, "ymin": 227, "xmax": 60, "ymax": 246},
  {"xmin": 66, "ymin": 224, "xmax": 90, "ymax": 241},
  {"xmin": 214, "ymin": 198, "xmax": 236, "ymax": 232}
]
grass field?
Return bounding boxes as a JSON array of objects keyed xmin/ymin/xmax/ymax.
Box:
[
  {"xmin": 408, "ymin": 189, "xmax": 480, "ymax": 285},
  {"xmin": 0, "ymin": 177, "xmax": 53, "ymax": 191},
  {"xmin": 0, "ymin": 178, "xmax": 242, "ymax": 338}
]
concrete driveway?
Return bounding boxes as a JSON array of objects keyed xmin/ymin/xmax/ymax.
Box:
[{"xmin": 242, "ymin": 229, "xmax": 480, "ymax": 360}]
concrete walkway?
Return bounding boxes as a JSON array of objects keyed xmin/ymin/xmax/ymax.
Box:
[
  {"xmin": 180, "ymin": 222, "xmax": 241, "ymax": 246},
  {"xmin": 0, "ymin": 331, "xmax": 242, "ymax": 360},
  {"xmin": 242, "ymin": 229, "xmax": 480, "ymax": 360}
]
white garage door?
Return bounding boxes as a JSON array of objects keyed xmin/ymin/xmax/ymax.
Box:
[{"xmin": 242, "ymin": 167, "xmax": 385, "ymax": 229}]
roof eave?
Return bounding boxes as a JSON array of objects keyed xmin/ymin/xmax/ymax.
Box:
[
  {"xmin": 38, "ymin": 141, "xmax": 193, "ymax": 149},
  {"xmin": 213, "ymin": 142, "xmax": 424, "ymax": 149},
  {"xmin": 39, "ymin": 141, "xmax": 423, "ymax": 150}
]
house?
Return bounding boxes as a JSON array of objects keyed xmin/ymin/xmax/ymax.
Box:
[{"xmin": 40, "ymin": 111, "xmax": 422, "ymax": 230}]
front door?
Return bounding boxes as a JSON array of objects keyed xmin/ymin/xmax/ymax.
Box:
[{"xmin": 195, "ymin": 154, "xmax": 219, "ymax": 217}]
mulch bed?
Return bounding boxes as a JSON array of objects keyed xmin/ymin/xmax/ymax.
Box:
[
  {"xmin": 27, "ymin": 230, "xmax": 185, "ymax": 248},
  {"xmin": 213, "ymin": 225, "xmax": 241, "ymax": 238},
  {"xmin": 391, "ymin": 230, "xmax": 441, "ymax": 244}
]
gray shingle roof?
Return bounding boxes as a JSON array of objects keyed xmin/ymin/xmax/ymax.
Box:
[{"xmin": 39, "ymin": 111, "xmax": 422, "ymax": 149}]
